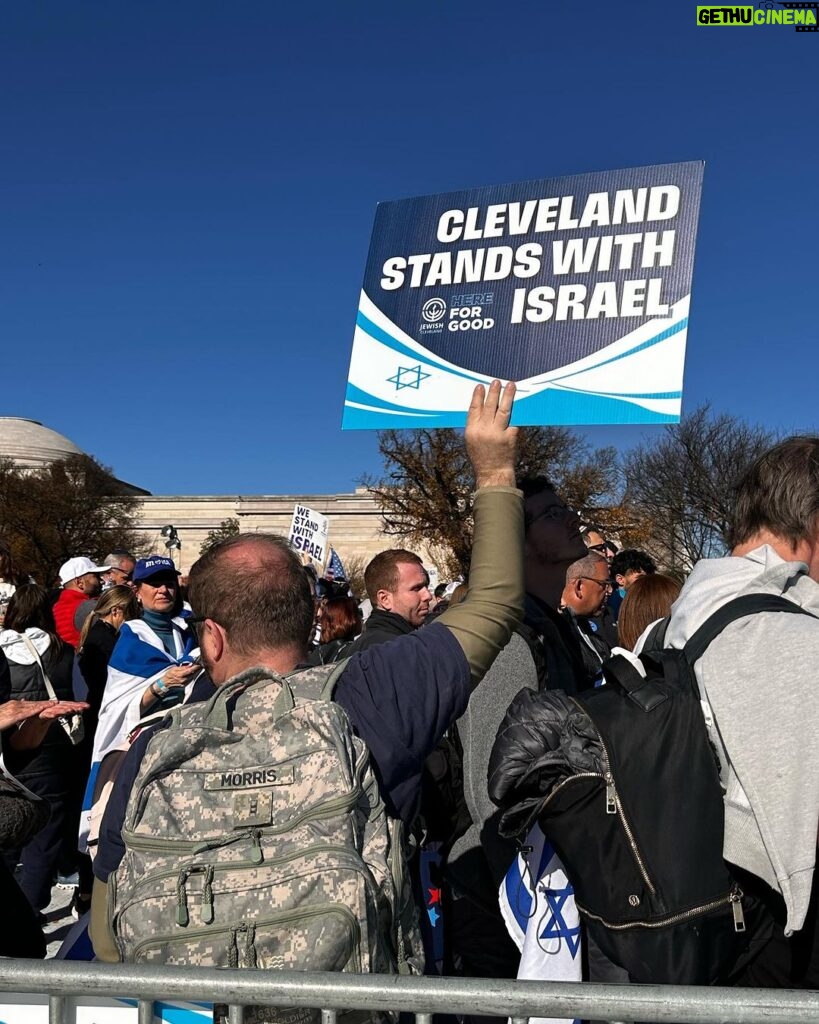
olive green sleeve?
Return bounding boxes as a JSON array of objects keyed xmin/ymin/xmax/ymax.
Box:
[
  {"xmin": 89, "ymin": 876, "xmax": 120, "ymax": 962},
  {"xmin": 437, "ymin": 485, "xmax": 524, "ymax": 686}
]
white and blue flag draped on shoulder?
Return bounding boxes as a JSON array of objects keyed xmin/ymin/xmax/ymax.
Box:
[
  {"xmin": 499, "ymin": 825, "xmax": 581, "ymax": 1024},
  {"xmin": 79, "ymin": 617, "xmax": 197, "ymax": 854}
]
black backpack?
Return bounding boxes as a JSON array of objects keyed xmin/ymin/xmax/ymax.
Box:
[{"xmin": 534, "ymin": 593, "xmax": 814, "ymax": 985}]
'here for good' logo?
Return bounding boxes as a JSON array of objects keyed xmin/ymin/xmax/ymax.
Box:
[
  {"xmin": 697, "ymin": 3, "xmax": 818, "ymax": 29},
  {"xmin": 421, "ymin": 297, "xmax": 447, "ymax": 322}
]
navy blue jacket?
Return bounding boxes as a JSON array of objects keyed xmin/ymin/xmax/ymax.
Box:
[{"xmin": 95, "ymin": 622, "xmax": 470, "ymax": 882}]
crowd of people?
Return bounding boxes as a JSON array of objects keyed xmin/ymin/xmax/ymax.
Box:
[{"xmin": 0, "ymin": 381, "xmax": 817, "ymax": 1015}]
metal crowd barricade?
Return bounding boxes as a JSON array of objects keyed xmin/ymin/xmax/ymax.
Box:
[{"xmin": 1, "ymin": 961, "xmax": 819, "ymax": 1024}]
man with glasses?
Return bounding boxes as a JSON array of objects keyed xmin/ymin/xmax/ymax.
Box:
[
  {"xmin": 559, "ymin": 551, "xmax": 613, "ymax": 687},
  {"xmin": 73, "ymin": 550, "xmax": 138, "ymax": 635},
  {"xmin": 102, "ymin": 551, "xmax": 136, "ymax": 591}
]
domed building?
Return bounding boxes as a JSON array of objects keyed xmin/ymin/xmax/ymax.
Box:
[
  {"xmin": 0, "ymin": 417, "xmax": 149, "ymax": 496},
  {"xmin": 0, "ymin": 417, "xmax": 85, "ymax": 468},
  {"xmin": 0, "ymin": 417, "xmax": 424, "ymax": 580}
]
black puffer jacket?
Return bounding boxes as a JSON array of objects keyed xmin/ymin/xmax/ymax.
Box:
[{"xmin": 487, "ymin": 687, "xmax": 604, "ymax": 840}]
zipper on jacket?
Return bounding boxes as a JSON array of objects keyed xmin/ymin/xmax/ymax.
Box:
[
  {"xmin": 539, "ymin": 772, "xmax": 604, "ymax": 811},
  {"xmin": 569, "ymin": 696, "xmax": 657, "ymax": 896},
  {"xmin": 730, "ymin": 887, "xmax": 745, "ymax": 932},
  {"xmin": 602, "ymin": 752, "xmax": 656, "ymax": 896},
  {"xmin": 604, "ymin": 771, "xmax": 616, "ymax": 815},
  {"xmin": 577, "ymin": 886, "xmax": 744, "ymax": 931}
]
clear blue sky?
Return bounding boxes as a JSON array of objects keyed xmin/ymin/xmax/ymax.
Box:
[{"xmin": 1, "ymin": 1, "xmax": 816, "ymax": 496}]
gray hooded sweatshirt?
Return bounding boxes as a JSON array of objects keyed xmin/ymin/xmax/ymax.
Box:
[{"xmin": 664, "ymin": 545, "xmax": 819, "ymax": 935}]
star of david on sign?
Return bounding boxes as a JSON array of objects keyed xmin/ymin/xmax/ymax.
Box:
[
  {"xmin": 538, "ymin": 884, "xmax": 581, "ymax": 959},
  {"xmin": 387, "ymin": 364, "xmax": 430, "ymax": 390}
]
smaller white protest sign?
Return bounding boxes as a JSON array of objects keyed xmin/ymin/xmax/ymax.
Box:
[{"xmin": 288, "ymin": 504, "xmax": 329, "ymax": 568}]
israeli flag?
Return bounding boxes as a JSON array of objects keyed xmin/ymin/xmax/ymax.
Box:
[
  {"xmin": 79, "ymin": 617, "xmax": 196, "ymax": 854},
  {"xmin": 499, "ymin": 825, "xmax": 581, "ymax": 1024}
]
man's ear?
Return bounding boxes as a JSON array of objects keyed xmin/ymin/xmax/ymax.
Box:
[
  {"xmin": 376, "ymin": 588, "xmax": 393, "ymax": 612},
  {"xmin": 202, "ymin": 619, "xmax": 227, "ymax": 663},
  {"xmin": 615, "ymin": 573, "xmax": 626, "ymax": 587}
]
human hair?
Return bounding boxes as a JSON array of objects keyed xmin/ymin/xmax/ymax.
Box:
[
  {"xmin": 4, "ymin": 584, "xmax": 63, "ymax": 653},
  {"xmin": 726, "ymin": 435, "xmax": 819, "ymax": 550},
  {"xmin": 103, "ymin": 550, "xmax": 135, "ymax": 570},
  {"xmin": 565, "ymin": 552, "xmax": 609, "ymax": 582},
  {"xmin": 580, "ymin": 523, "xmax": 604, "ymax": 540},
  {"xmin": 188, "ymin": 533, "xmax": 315, "ymax": 655},
  {"xmin": 77, "ymin": 585, "xmax": 140, "ymax": 652},
  {"xmin": 618, "ymin": 573, "xmax": 682, "ymax": 652},
  {"xmin": 611, "ymin": 549, "xmax": 657, "ymax": 579},
  {"xmin": 364, "ymin": 549, "xmax": 425, "ymax": 605},
  {"xmin": 448, "ymin": 583, "xmax": 467, "ymax": 607},
  {"xmin": 517, "ymin": 475, "xmax": 559, "ymax": 524},
  {"xmin": 320, "ymin": 598, "xmax": 363, "ymax": 645}
]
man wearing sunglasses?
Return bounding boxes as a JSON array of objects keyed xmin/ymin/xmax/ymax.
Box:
[
  {"xmin": 74, "ymin": 550, "xmax": 137, "ymax": 635},
  {"xmin": 101, "ymin": 551, "xmax": 136, "ymax": 591}
]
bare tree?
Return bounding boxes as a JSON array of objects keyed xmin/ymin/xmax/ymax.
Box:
[
  {"xmin": 337, "ymin": 553, "xmax": 367, "ymax": 601},
  {"xmin": 624, "ymin": 405, "xmax": 777, "ymax": 573},
  {"xmin": 364, "ymin": 426, "xmax": 624, "ymax": 578},
  {"xmin": 0, "ymin": 455, "xmax": 140, "ymax": 585}
]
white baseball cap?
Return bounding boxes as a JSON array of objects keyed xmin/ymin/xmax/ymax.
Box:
[{"xmin": 59, "ymin": 556, "xmax": 112, "ymax": 585}]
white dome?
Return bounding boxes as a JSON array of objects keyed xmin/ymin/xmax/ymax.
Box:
[{"xmin": 0, "ymin": 417, "xmax": 85, "ymax": 468}]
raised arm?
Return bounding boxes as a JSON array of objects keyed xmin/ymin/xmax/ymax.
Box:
[{"xmin": 438, "ymin": 380, "xmax": 524, "ymax": 686}]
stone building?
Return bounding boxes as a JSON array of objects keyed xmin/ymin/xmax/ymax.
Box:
[
  {"xmin": 0, "ymin": 417, "xmax": 429, "ymax": 580},
  {"xmin": 135, "ymin": 489, "xmax": 397, "ymax": 575}
]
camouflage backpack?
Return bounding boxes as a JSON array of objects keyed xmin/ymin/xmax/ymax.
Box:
[{"xmin": 110, "ymin": 661, "xmax": 422, "ymax": 986}]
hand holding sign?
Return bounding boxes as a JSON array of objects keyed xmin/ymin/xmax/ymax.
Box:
[
  {"xmin": 465, "ymin": 380, "xmax": 518, "ymax": 489},
  {"xmin": 344, "ymin": 161, "xmax": 703, "ymax": 429}
]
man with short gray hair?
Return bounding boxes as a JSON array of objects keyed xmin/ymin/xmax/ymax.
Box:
[
  {"xmin": 101, "ymin": 551, "xmax": 136, "ymax": 591},
  {"xmin": 73, "ymin": 551, "xmax": 137, "ymax": 635},
  {"xmin": 560, "ymin": 551, "xmax": 612, "ymax": 687}
]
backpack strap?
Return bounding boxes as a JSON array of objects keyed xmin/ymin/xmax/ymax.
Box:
[
  {"xmin": 642, "ymin": 616, "xmax": 670, "ymax": 655},
  {"xmin": 512, "ymin": 621, "xmax": 548, "ymax": 690},
  {"xmin": 317, "ymin": 657, "xmax": 352, "ymax": 701},
  {"xmin": 19, "ymin": 634, "xmax": 58, "ymax": 701},
  {"xmin": 683, "ymin": 593, "xmax": 816, "ymax": 666},
  {"xmin": 202, "ymin": 666, "xmax": 291, "ymax": 730},
  {"xmin": 602, "ymin": 653, "xmax": 670, "ymax": 712}
]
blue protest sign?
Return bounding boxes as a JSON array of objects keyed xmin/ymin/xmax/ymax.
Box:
[{"xmin": 343, "ymin": 161, "xmax": 703, "ymax": 429}]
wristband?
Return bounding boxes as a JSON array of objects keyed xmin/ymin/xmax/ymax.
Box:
[{"xmin": 151, "ymin": 678, "xmax": 169, "ymax": 698}]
